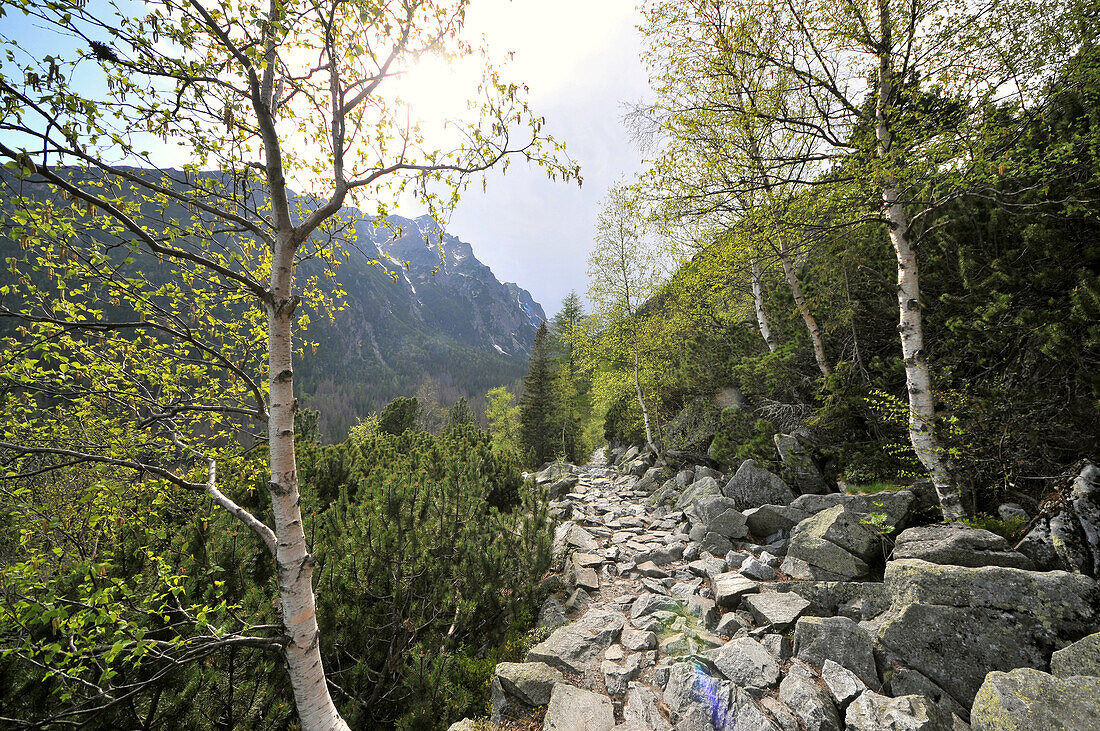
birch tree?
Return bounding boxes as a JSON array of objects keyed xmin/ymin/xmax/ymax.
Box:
[
  {"xmin": 588, "ymin": 183, "xmax": 665, "ymax": 454},
  {"xmin": 0, "ymin": 0, "xmax": 575, "ymax": 727},
  {"xmin": 638, "ymin": 0, "xmax": 1077, "ymax": 519}
]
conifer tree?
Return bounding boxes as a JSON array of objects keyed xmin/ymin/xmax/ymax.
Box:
[
  {"xmin": 519, "ymin": 323, "xmax": 559, "ymax": 465},
  {"xmin": 445, "ymin": 397, "xmax": 475, "ymax": 431}
]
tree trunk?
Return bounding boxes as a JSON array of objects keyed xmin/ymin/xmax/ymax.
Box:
[
  {"xmin": 267, "ymin": 236, "xmax": 350, "ymax": 731},
  {"xmin": 876, "ymin": 0, "xmax": 963, "ymax": 521},
  {"xmin": 777, "ymin": 237, "xmax": 830, "ymax": 376},
  {"xmin": 750, "ymin": 258, "xmax": 778, "ymax": 352},
  {"xmin": 632, "ymin": 339, "xmax": 656, "ymax": 453}
]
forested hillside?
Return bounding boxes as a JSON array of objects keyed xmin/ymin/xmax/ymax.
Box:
[{"xmin": 515, "ymin": 7, "xmax": 1100, "ymax": 522}]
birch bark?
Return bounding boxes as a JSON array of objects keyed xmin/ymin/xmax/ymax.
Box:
[
  {"xmin": 875, "ymin": 0, "xmax": 963, "ymax": 521},
  {"xmin": 750, "ymin": 258, "xmax": 779, "ymax": 352}
]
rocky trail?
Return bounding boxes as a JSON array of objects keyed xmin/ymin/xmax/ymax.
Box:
[{"xmin": 452, "ymin": 449, "xmax": 1100, "ymax": 731}]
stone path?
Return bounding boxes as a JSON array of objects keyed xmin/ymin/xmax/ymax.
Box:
[{"xmin": 459, "ymin": 451, "xmax": 1100, "ymax": 731}]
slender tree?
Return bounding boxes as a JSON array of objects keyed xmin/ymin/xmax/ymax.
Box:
[
  {"xmin": 588, "ymin": 184, "xmax": 665, "ymax": 454},
  {"xmin": 519, "ymin": 323, "xmax": 559, "ymax": 464},
  {"xmin": 0, "ymin": 0, "xmax": 575, "ymax": 727}
]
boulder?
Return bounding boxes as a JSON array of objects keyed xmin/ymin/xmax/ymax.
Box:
[
  {"xmin": 694, "ymin": 495, "xmax": 749, "ymax": 539},
  {"xmin": 1050, "ymin": 631, "xmax": 1100, "ymax": 678},
  {"xmin": 793, "ymin": 616, "xmax": 878, "ymax": 684},
  {"xmin": 713, "ymin": 572, "xmax": 759, "ymax": 608},
  {"xmin": 491, "ymin": 661, "xmax": 563, "ymax": 722},
  {"xmin": 723, "ymin": 460, "xmax": 796, "ymax": 510},
  {"xmin": 1014, "ymin": 463, "xmax": 1100, "ymax": 576},
  {"xmin": 740, "ymin": 555, "xmax": 777, "ymax": 581},
  {"xmin": 822, "ymin": 659, "xmax": 868, "ymax": 708},
  {"xmin": 526, "ymin": 607, "xmax": 625, "ymax": 674},
  {"xmin": 783, "ymin": 537, "xmax": 872, "ymax": 581},
  {"xmin": 778, "ymin": 660, "xmax": 842, "ymax": 731},
  {"xmin": 744, "ymin": 504, "xmax": 810, "ymax": 538},
  {"xmin": 676, "ymin": 476, "xmax": 722, "ymax": 511},
  {"xmin": 761, "ymin": 581, "xmax": 889, "ymax": 621},
  {"xmin": 971, "ymin": 667, "xmax": 1100, "ymax": 731},
  {"xmin": 792, "ymin": 505, "xmax": 881, "ymax": 563},
  {"xmin": 871, "ymin": 559, "xmax": 1098, "ymax": 707},
  {"xmin": 790, "ymin": 491, "xmax": 916, "ymax": 532},
  {"xmin": 622, "ymin": 627, "xmax": 658, "ymax": 651},
  {"xmin": 663, "ymin": 658, "xmax": 741, "ymax": 729},
  {"xmin": 623, "ymin": 682, "xmax": 673, "ymax": 731},
  {"xmin": 892, "ymin": 524, "xmax": 1034, "ymax": 569},
  {"xmin": 542, "ymin": 683, "xmax": 615, "ymax": 731},
  {"xmin": 742, "ymin": 592, "xmax": 811, "ymax": 629},
  {"xmin": 844, "ymin": 691, "xmax": 950, "ymax": 731},
  {"xmin": 886, "ymin": 667, "xmax": 968, "ymax": 721},
  {"xmin": 709, "ymin": 637, "xmax": 781, "ymax": 697},
  {"xmin": 601, "ymin": 653, "xmax": 641, "ymax": 695},
  {"xmin": 774, "ymin": 433, "xmax": 830, "ymax": 494},
  {"xmin": 547, "ymin": 475, "xmax": 579, "ymax": 500}
]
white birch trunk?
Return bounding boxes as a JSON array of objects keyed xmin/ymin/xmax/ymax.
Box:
[
  {"xmin": 633, "ymin": 339, "xmax": 656, "ymax": 452},
  {"xmin": 876, "ymin": 0, "xmax": 963, "ymax": 521},
  {"xmin": 751, "ymin": 258, "xmax": 778, "ymax": 352},
  {"xmin": 777, "ymin": 238, "xmax": 831, "ymax": 376},
  {"xmin": 266, "ymin": 239, "xmax": 351, "ymax": 731}
]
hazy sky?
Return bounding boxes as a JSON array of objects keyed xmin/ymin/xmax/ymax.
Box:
[{"xmin": 447, "ymin": 0, "xmax": 651, "ymax": 317}]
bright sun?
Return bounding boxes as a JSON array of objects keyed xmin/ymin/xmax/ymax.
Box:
[{"xmin": 396, "ymin": 53, "xmax": 484, "ymax": 127}]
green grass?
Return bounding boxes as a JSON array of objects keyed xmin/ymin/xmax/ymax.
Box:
[{"xmin": 844, "ymin": 480, "xmax": 904, "ymax": 494}]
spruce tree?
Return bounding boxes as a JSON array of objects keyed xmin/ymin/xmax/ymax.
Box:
[{"xmin": 520, "ymin": 323, "xmax": 559, "ymax": 465}]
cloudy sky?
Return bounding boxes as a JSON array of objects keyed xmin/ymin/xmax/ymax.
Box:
[{"xmin": 446, "ymin": 0, "xmax": 651, "ymax": 317}]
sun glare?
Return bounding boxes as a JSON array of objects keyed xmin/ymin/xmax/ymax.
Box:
[{"xmin": 396, "ymin": 53, "xmax": 484, "ymax": 127}]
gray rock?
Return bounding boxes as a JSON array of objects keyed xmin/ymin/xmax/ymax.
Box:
[
  {"xmin": 702, "ymin": 531, "xmax": 734, "ymax": 556},
  {"xmin": 637, "ymin": 560, "xmax": 670, "ymax": 578},
  {"xmin": 997, "ymin": 503, "xmax": 1028, "ymax": 522},
  {"xmin": 695, "ymin": 465, "xmax": 723, "ymax": 482},
  {"xmin": 495, "ymin": 661, "xmax": 562, "ymax": 706},
  {"xmin": 742, "ymin": 592, "xmax": 810, "ymax": 629},
  {"xmin": 447, "ymin": 720, "xmax": 477, "ymax": 731},
  {"xmin": 526, "ymin": 607, "xmax": 625, "ymax": 674},
  {"xmin": 737, "ymin": 700, "xmax": 786, "ymax": 731},
  {"xmin": 542, "ymin": 683, "xmax": 615, "ymax": 731},
  {"xmin": 1015, "ymin": 516, "xmax": 1062, "ymax": 570},
  {"xmin": 715, "ymin": 612, "xmax": 751, "ymax": 637},
  {"xmin": 573, "ymin": 566, "xmax": 600, "ymax": 591},
  {"xmin": 564, "ymin": 587, "xmax": 590, "ymax": 612},
  {"xmin": 843, "ymin": 491, "xmax": 918, "ymax": 532},
  {"xmin": 822, "ymin": 659, "xmax": 868, "ymax": 708},
  {"xmin": 760, "ymin": 580, "xmax": 887, "ymax": 620},
  {"xmin": 676, "ymin": 476, "xmax": 722, "ymax": 511},
  {"xmin": 622, "ymin": 627, "xmax": 658, "ymax": 651},
  {"xmin": 779, "ymin": 661, "xmax": 842, "ymax": 731},
  {"xmin": 538, "ymin": 596, "xmax": 568, "ymax": 630},
  {"xmin": 793, "ymin": 616, "xmax": 877, "ymax": 684},
  {"xmin": 971, "ymin": 667, "xmax": 1100, "ymax": 731},
  {"xmin": 548, "ymin": 475, "xmax": 579, "ymax": 499},
  {"xmin": 713, "ymin": 572, "xmax": 759, "ymax": 608},
  {"xmin": 601, "ymin": 653, "xmax": 641, "ymax": 695},
  {"xmin": 1050, "ymin": 631, "xmax": 1100, "ymax": 678},
  {"xmin": 688, "ymin": 556, "xmax": 727, "ymax": 581},
  {"xmin": 774, "ymin": 433, "xmax": 830, "ymax": 494},
  {"xmin": 725, "ymin": 550, "xmax": 748, "ymax": 569},
  {"xmin": 892, "ymin": 524, "xmax": 1034, "ymax": 569},
  {"xmin": 744, "ymin": 504, "xmax": 809, "ymax": 539},
  {"xmin": 759, "ymin": 697, "xmax": 801, "ymax": 731},
  {"xmin": 792, "ymin": 505, "xmax": 881, "ymax": 564},
  {"xmin": 710, "ymin": 637, "xmax": 781, "ymax": 697},
  {"xmin": 663, "ymin": 658, "xmax": 740, "ymax": 730},
  {"xmin": 887, "ymin": 667, "xmax": 968, "ymax": 721},
  {"xmin": 676, "ymin": 469, "xmax": 696, "ymax": 487},
  {"xmin": 565, "ymin": 524, "xmax": 600, "ymax": 550},
  {"xmin": 740, "ymin": 555, "xmax": 777, "ymax": 581},
  {"xmin": 1070, "ymin": 462, "xmax": 1100, "ymax": 576},
  {"xmin": 845, "ymin": 691, "xmax": 951, "ymax": 731},
  {"xmin": 724, "ymin": 459, "xmax": 796, "ymax": 509},
  {"xmin": 623, "ymin": 682, "xmax": 673, "ymax": 730},
  {"xmin": 761, "ymin": 632, "xmax": 792, "ymax": 661},
  {"xmin": 872, "ymin": 559, "xmax": 1098, "ymax": 707},
  {"xmin": 783, "ymin": 537, "xmax": 872, "ymax": 581},
  {"xmin": 695, "ymin": 495, "xmax": 749, "ymax": 538}
]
